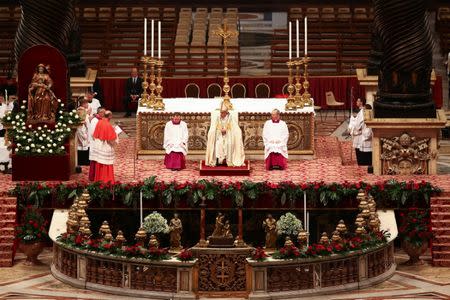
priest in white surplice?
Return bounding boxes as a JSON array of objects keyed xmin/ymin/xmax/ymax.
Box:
[
  {"xmin": 348, "ymin": 98, "xmax": 365, "ymax": 165},
  {"xmin": 205, "ymin": 102, "xmax": 245, "ymax": 167},
  {"xmin": 163, "ymin": 113, "xmax": 188, "ymax": 170},
  {"xmin": 263, "ymin": 109, "xmax": 289, "ymax": 170}
]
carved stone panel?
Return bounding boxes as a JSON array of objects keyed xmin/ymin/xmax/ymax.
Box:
[
  {"xmin": 192, "ymin": 247, "xmax": 251, "ymax": 292},
  {"xmin": 267, "ymin": 264, "xmax": 314, "ymax": 292},
  {"xmin": 380, "ymin": 132, "xmax": 431, "ymax": 175}
]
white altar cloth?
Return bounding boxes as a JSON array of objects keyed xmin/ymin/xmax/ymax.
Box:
[{"xmin": 137, "ymin": 98, "xmax": 315, "ymax": 114}]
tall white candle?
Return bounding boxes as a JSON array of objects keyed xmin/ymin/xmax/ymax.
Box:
[
  {"xmin": 304, "ymin": 17, "xmax": 308, "ymax": 56},
  {"xmin": 306, "ymin": 212, "xmax": 310, "ymax": 244},
  {"xmin": 151, "ymin": 19, "xmax": 154, "ymax": 57},
  {"xmin": 4, "ymin": 89, "xmax": 7, "ymax": 103},
  {"xmin": 158, "ymin": 21, "xmax": 161, "ymax": 59},
  {"xmin": 144, "ymin": 18, "xmax": 147, "ymax": 55},
  {"xmin": 288, "ymin": 21, "xmax": 292, "ymax": 60},
  {"xmin": 296, "ymin": 19, "xmax": 299, "ymax": 58},
  {"xmin": 140, "ymin": 190, "xmax": 143, "ymax": 227}
]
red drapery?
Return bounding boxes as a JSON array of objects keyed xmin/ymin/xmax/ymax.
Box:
[{"xmin": 99, "ymin": 75, "xmax": 444, "ymax": 112}]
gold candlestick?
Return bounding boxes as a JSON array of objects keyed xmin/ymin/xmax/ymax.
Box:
[
  {"xmin": 285, "ymin": 60, "xmax": 296, "ymax": 110},
  {"xmin": 214, "ymin": 19, "xmax": 238, "ymax": 110},
  {"xmin": 148, "ymin": 58, "xmax": 157, "ymax": 107},
  {"xmin": 140, "ymin": 56, "xmax": 151, "ymax": 107},
  {"xmin": 301, "ymin": 56, "xmax": 312, "ymax": 106},
  {"xmin": 153, "ymin": 59, "xmax": 165, "ymax": 110},
  {"xmin": 294, "ymin": 59, "xmax": 304, "ymax": 108}
]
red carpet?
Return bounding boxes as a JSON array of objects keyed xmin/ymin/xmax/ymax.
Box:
[
  {"xmin": 0, "ymin": 136, "xmax": 449, "ymax": 194},
  {"xmin": 199, "ymin": 160, "xmax": 250, "ymax": 176}
]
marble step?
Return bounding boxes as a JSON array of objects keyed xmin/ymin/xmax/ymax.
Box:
[
  {"xmin": 431, "ymin": 251, "xmax": 450, "ymax": 260},
  {"xmin": 430, "ymin": 212, "xmax": 450, "ymax": 220},
  {"xmin": 432, "ymin": 259, "xmax": 450, "ymax": 267},
  {"xmin": 0, "ymin": 197, "xmax": 16, "ymax": 206}
]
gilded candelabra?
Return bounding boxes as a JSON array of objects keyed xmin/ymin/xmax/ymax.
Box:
[
  {"xmin": 214, "ymin": 19, "xmax": 238, "ymax": 110},
  {"xmin": 154, "ymin": 59, "xmax": 165, "ymax": 110},
  {"xmin": 301, "ymin": 56, "xmax": 312, "ymax": 106},
  {"xmin": 148, "ymin": 58, "xmax": 157, "ymax": 107},
  {"xmin": 139, "ymin": 56, "xmax": 165, "ymax": 110},
  {"xmin": 139, "ymin": 56, "xmax": 151, "ymax": 107},
  {"xmin": 293, "ymin": 59, "xmax": 303, "ymax": 108},
  {"xmin": 285, "ymin": 60, "xmax": 296, "ymax": 110}
]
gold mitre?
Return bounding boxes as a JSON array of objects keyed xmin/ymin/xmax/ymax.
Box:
[{"xmin": 219, "ymin": 100, "xmax": 232, "ymax": 111}]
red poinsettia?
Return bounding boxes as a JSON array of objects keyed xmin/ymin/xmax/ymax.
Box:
[
  {"xmin": 251, "ymin": 247, "xmax": 269, "ymax": 261},
  {"xmin": 177, "ymin": 249, "xmax": 194, "ymax": 262}
]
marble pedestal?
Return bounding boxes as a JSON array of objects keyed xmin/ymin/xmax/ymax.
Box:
[{"xmin": 365, "ymin": 109, "xmax": 447, "ymax": 176}]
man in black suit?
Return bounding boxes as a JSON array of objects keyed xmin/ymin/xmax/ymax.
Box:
[{"xmin": 123, "ymin": 67, "xmax": 143, "ymax": 117}]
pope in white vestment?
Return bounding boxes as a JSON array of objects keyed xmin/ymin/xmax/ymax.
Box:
[
  {"xmin": 263, "ymin": 109, "xmax": 289, "ymax": 170},
  {"xmin": 205, "ymin": 103, "xmax": 245, "ymax": 167},
  {"xmin": 163, "ymin": 114, "xmax": 189, "ymax": 170}
]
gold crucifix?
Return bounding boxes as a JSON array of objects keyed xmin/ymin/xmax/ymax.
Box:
[{"xmin": 213, "ymin": 19, "xmax": 238, "ymax": 110}]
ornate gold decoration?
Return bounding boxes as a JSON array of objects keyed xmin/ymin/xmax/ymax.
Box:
[
  {"xmin": 355, "ymin": 214, "xmax": 366, "ymax": 228},
  {"xmin": 214, "ymin": 19, "xmax": 238, "ymax": 110},
  {"xmin": 297, "ymin": 229, "xmax": 309, "ymax": 248},
  {"xmin": 140, "ymin": 56, "xmax": 151, "ymax": 107},
  {"xmin": 331, "ymin": 231, "xmax": 342, "ymax": 243},
  {"xmin": 284, "ymin": 236, "xmax": 294, "ymax": 247},
  {"xmin": 137, "ymin": 112, "xmax": 313, "ymax": 154},
  {"xmin": 99, "ymin": 221, "xmax": 111, "ymax": 237},
  {"xmin": 336, "ymin": 220, "xmax": 347, "ymax": 235},
  {"xmin": 135, "ymin": 227, "xmax": 147, "ymax": 244},
  {"xmin": 380, "ymin": 132, "xmax": 431, "ymax": 175},
  {"xmin": 104, "ymin": 232, "xmax": 113, "ymax": 242},
  {"xmin": 148, "ymin": 234, "xmax": 159, "ymax": 248},
  {"xmin": 140, "ymin": 56, "xmax": 165, "ymax": 110},
  {"xmin": 319, "ymin": 232, "xmax": 329, "ymax": 244},
  {"xmin": 300, "ymin": 56, "xmax": 312, "ymax": 106},
  {"xmin": 285, "ymin": 60, "xmax": 296, "ymax": 110},
  {"xmin": 355, "ymin": 226, "xmax": 366, "ymax": 235},
  {"xmin": 115, "ymin": 230, "xmax": 126, "ymax": 247},
  {"xmin": 153, "ymin": 59, "xmax": 165, "ymax": 110}
]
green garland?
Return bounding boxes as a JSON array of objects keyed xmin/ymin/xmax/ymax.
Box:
[{"xmin": 11, "ymin": 177, "xmax": 441, "ymax": 209}]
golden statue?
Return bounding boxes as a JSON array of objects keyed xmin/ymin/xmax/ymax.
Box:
[
  {"xmin": 27, "ymin": 64, "xmax": 58, "ymax": 123},
  {"xmin": 211, "ymin": 212, "xmax": 225, "ymax": 237},
  {"xmin": 262, "ymin": 214, "xmax": 277, "ymax": 249},
  {"xmin": 223, "ymin": 220, "xmax": 233, "ymax": 238},
  {"xmin": 169, "ymin": 213, "xmax": 183, "ymax": 250}
]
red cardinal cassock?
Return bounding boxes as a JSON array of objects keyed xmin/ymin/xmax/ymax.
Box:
[{"xmin": 90, "ymin": 118, "xmax": 118, "ymax": 183}]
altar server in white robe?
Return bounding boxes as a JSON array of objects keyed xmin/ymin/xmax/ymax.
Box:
[
  {"xmin": 163, "ymin": 113, "xmax": 189, "ymax": 170},
  {"xmin": 348, "ymin": 98, "xmax": 365, "ymax": 165},
  {"xmin": 76, "ymin": 99, "xmax": 90, "ymax": 166},
  {"xmin": 205, "ymin": 102, "xmax": 245, "ymax": 167},
  {"xmin": 263, "ymin": 109, "xmax": 289, "ymax": 170}
]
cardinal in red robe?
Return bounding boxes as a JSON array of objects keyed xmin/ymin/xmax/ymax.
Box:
[{"xmin": 90, "ymin": 110, "xmax": 118, "ymax": 183}]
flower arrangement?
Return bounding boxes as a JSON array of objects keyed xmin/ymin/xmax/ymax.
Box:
[
  {"xmin": 398, "ymin": 208, "xmax": 433, "ymax": 247},
  {"xmin": 251, "ymin": 247, "xmax": 269, "ymax": 261},
  {"xmin": 272, "ymin": 244, "xmax": 302, "ymax": 259},
  {"xmin": 177, "ymin": 249, "xmax": 194, "ymax": 262},
  {"xmin": 2, "ymin": 99, "xmax": 81, "ymax": 155},
  {"xmin": 277, "ymin": 212, "xmax": 303, "ymax": 236},
  {"xmin": 15, "ymin": 207, "xmax": 48, "ymax": 244},
  {"xmin": 142, "ymin": 211, "xmax": 170, "ymax": 235}
]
